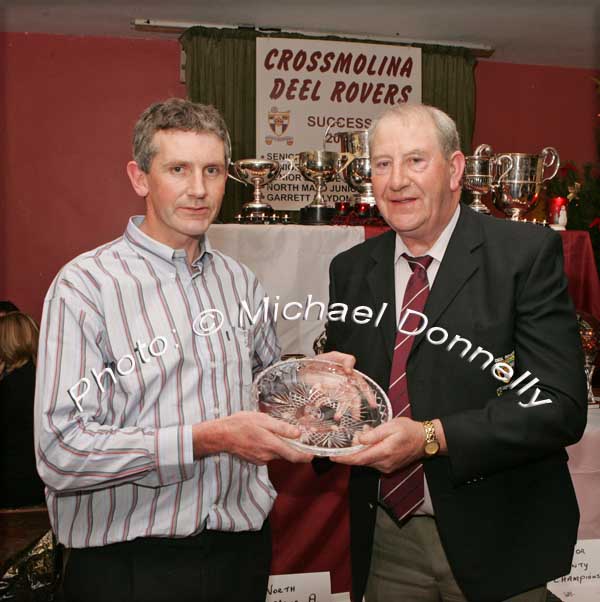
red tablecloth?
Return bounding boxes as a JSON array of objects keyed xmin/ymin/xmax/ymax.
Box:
[
  {"xmin": 269, "ymin": 462, "xmax": 351, "ymax": 593},
  {"xmin": 560, "ymin": 230, "xmax": 600, "ymax": 319}
]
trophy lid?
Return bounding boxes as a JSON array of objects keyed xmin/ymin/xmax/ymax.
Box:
[{"xmin": 338, "ymin": 130, "xmax": 370, "ymax": 156}]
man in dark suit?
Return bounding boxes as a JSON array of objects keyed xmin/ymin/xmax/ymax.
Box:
[{"xmin": 326, "ymin": 104, "xmax": 587, "ymax": 602}]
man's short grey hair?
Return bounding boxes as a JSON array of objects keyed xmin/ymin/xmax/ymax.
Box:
[
  {"xmin": 369, "ymin": 104, "xmax": 461, "ymax": 159},
  {"xmin": 132, "ymin": 98, "xmax": 231, "ymax": 173}
]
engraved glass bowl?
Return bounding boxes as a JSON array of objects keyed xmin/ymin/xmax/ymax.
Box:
[{"xmin": 252, "ymin": 358, "xmax": 392, "ymax": 456}]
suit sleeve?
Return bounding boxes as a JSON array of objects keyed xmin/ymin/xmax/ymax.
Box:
[{"xmin": 441, "ymin": 232, "xmax": 588, "ymax": 484}]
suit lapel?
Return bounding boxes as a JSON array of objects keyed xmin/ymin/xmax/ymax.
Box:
[
  {"xmin": 411, "ymin": 206, "xmax": 484, "ymax": 356},
  {"xmin": 367, "ymin": 230, "xmax": 397, "ymax": 362}
]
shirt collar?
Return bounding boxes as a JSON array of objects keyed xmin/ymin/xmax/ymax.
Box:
[
  {"xmin": 124, "ymin": 216, "xmax": 213, "ymax": 267},
  {"xmin": 394, "ymin": 204, "xmax": 461, "ymax": 265}
]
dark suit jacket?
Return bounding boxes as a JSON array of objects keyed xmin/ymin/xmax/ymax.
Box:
[{"xmin": 325, "ymin": 205, "xmax": 587, "ymax": 602}]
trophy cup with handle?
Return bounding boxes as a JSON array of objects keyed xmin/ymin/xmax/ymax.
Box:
[
  {"xmin": 493, "ymin": 147, "xmax": 560, "ymax": 220},
  {"xmin": 232, "ymin": 158, "xmax": 293, "ymax": 220},
  {"xmin": 338, "ymin": 130, "xmax": 375, "ymax": 206},
  {"xmin": 294, "ymin": 150, "xmax": 354, "ymax": 225},
  {"xmin": 463, "ymin": 144, "xmax": 502, "ymax": 215}
]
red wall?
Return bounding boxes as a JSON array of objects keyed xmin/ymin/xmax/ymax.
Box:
[
  {"xmin": 0, "ymin": 32, "xmax": 186, "ymax": 321},
  {"xmin": 1, "ymin": 32, "xmax": 598, "ymax": 321},
  {"xmin": 474, "ymin": 60, "xmax": 599, "ymax": 164}
]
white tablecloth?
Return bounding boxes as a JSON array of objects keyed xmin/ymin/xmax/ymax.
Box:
[
  {"xmin": 208, "ymin": 224, "xmax": 365, "ymax": 356},
  {"xmin": 568, "ymin": 406, "xmax": 600, "ymax": 539}
]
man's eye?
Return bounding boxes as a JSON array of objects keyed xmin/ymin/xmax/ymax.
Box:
[
  {"xmin": 206, "ymin": 166, "xmax": 223, "ymax": 176},
  {"xmin": 171, "ymin": 166, "xmax": 184, "ymax": 174},
  {"xmin": 375, "ymin": 160, "xmax": 391, "ymax": 170}
]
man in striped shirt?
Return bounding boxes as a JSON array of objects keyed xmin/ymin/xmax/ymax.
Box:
[{"xmin": 34, "ymin": 98, "xmax": 353, "ymax": 602}]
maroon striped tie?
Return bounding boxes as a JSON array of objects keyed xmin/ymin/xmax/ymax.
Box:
[{"xmin": 379, "ymin": 253, "xmax": 433, "ymax": 521}]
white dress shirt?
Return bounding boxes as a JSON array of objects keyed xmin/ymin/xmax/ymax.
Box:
[{"xmin": 393, "ymin": 204, "xmax": 461, "ymax": 515}]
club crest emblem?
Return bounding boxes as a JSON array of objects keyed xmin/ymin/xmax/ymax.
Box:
[
  {"xmin": 495, "ymin": 350, "xmax": 516, "ymax": 394},
  {"xmin": 265, "ymin": 107, "xmax": 294, "ymax": 146},
  {"xmin": 269, "ymin": 109, "xmax": 289, "ymax": 136}
]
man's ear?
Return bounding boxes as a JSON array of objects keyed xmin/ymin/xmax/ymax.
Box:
[
  {"xmin": 448, "ymin": 151, "xmax": 465, "ymax": 192},
  {"xmin": 126, "ymin": 161, "xmax": 149, "ymax": 198}
]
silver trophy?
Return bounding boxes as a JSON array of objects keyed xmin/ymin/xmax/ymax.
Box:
[
  {"xmin": 232, "ymin": 158, "xmax": 292, "ymax": 219},
  {"xmin": 463, "ymin": 144, "xmax": 511, "ymax": 215},
  {"xmin": 493, "ymin": 148, "xmax": 560, "ymax": 220},
  {"xmin": 294, "ymin": 150, "xmax": 354, "ymax": 224},
  {"xmin": 339, "ymin": 130, "xmax": 375, "ymax": 205},
  {"xmin": 578, "ymin": 313, "xmax": 600, "ymax": 405}
]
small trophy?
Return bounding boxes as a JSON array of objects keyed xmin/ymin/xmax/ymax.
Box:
[
  {"xmin": 294, "ymin": 150, "xmax": 354, "ymax": 225},
  {"xmin": 493, "ymin": 148, "xmax": 560, "ymax": 220},
  {"xmin": 463, "ymin": 144, "xmax": 507, "ymax": 215},
  {"xmin": 232, "ymin": 158, "xmax": 292, "ymax": 220},
  {"xmin": 339, "ymin": 130, "xmax": 375, "ymax": 206},
  {"xmin": 578, "ymin": 313, "xmax": 600, "ymax": 406}
]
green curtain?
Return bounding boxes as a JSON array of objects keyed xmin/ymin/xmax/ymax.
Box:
[
  {"xmin": 180, "ymin": 27, "xmax": 259, "ymax": 222},
  {"xmin": 180, "ymin": 27, "xmax": 476, "ymax": 222},
  {"xmin": 420, "ymin": 45, "xmax": 476, "ymax": 155}
]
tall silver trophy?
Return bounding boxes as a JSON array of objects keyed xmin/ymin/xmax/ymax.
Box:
[
  {"xmin": 493, "ymin": 148, "xmax": 560, "ymax": 220},
  {"xmin": 463, "ymin": 144, "xmax": 510, "ymax": 215},
  {"xmin": 232, "ymin": 158, "xmax": 292, "ymax": 219},
  {"xmin": 338, "ymin": 130, "xmax": 375, "ymax": 205},
  {"xmin": 294, "ymin": 150, "xmax": 354, "ymax": 225}
]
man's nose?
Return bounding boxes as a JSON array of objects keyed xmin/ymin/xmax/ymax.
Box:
[
  {"xmin": 187, "ymin": 170, "xmax": 206, "ymax": 197},
  {"xmin": 389, "ymin": 163, "xmax": 410, "ymax": 190}
]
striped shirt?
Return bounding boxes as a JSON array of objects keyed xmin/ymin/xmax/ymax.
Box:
[{"xmin": 34, "ymin": 216, "xmax": 280, "ymax": 548}]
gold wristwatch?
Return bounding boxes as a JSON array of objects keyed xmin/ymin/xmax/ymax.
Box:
[{"xmin": 423, "ymin": 420, "xmax": 440, "ymax": 457}]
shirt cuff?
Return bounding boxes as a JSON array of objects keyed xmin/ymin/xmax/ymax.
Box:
[{"xmin": 154, "ymin": 424, "xmax": 195, "ymax": 486}]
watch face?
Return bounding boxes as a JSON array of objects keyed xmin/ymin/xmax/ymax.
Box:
[{"xmin": 425, "ymin": 441, "xmax": 440, "ymax": 456}]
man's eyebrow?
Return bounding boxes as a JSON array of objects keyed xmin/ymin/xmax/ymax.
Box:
[
  {"xmin": 161, "ymin": 159, "xmax": 191, "ymax": 167},
  {"xmin": 160, "ymin": 159, "xmax": 226, "ymax": 168},
  {"xmin": 371, "ymin": 148, "xmax": 428, "ymax": 160}
]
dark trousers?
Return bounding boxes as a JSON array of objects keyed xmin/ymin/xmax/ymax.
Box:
[{"xmin": 61, "ymin": 522, "xmax": 271, "ymax": 602}]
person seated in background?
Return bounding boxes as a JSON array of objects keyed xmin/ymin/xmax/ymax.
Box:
[
  {"xmin": 0, "ymin": 311, "xmax": 45, "ymax": 508},
  {"xmin": 0, "ymin": 300, "xmax": 20, "ymax": 316}
]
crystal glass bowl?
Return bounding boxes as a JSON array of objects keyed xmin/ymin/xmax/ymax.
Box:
[{"xmin": 252, "ymin": 358, "xmax": 392, "ymax": 456}]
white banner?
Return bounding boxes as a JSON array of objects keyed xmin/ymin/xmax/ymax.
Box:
[{"xmin": 256, "ymin": 38, "xmax": 421, "ymax": 211}]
